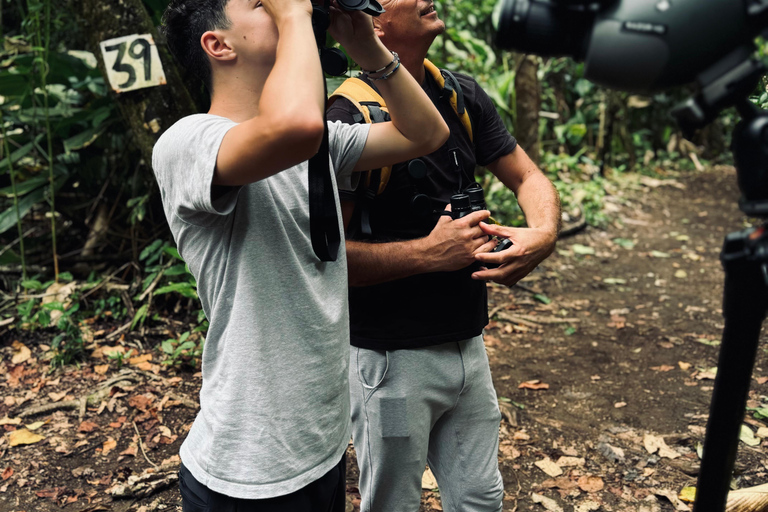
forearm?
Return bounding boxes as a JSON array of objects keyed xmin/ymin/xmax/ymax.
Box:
[
  {"xmin": 374, "ymin": 58, "xmax": 447, "ymax": 148},
  {"xmin": 347, "ymin": 239, "xmax": 431, "ymax": 287},
  {"xmin": 260, "ymin": 13, "xmax": 325, "ymax": 124},
  {"xmin": 515, "ymin": 172, "xmax": 561, "ymax": 238},
  {"xmin": 490, "ymin": 148, "xmax": 561, "ymax": 238}
]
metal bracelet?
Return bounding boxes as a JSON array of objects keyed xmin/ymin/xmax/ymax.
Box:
[
  {"xmin": 370, "ymin": 59, "xmax": 401, "ymax": 81},
  {"xmin": 362, "ymin": 51, "xmax": 399, "ymax": 78}
]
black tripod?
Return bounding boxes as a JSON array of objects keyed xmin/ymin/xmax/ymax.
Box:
[{"xmin": 671, "ymin": 46, "xmax": 768, "ymax": 512}]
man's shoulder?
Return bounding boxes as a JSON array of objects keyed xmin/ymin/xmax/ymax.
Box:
[
  {"xmin": 158, "ymin": 114, "xmax": 235, "ymax": 143},
  {"xmin": 154, "ymin": 115, "xmax": 236, "ymax": 160}
]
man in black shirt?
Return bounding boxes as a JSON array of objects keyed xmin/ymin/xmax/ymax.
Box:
[{"xmin": 327, "ymin": 2, "xmax": 561, "ymax": 510}]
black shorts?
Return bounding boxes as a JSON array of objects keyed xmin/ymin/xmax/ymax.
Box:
[{"xmin": 179, "ymin": 455, "xmax": 346, "ymax": 512}]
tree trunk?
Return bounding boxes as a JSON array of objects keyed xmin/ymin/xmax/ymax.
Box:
[
  {"xmin": 72, "ymin": 0, "xmax": 198, "ymax": 167},
  {"xmin": 514, "ymin": 54, "xmax": 541, "ymax": 166}
]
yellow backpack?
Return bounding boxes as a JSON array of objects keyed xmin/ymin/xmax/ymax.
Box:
[{"xmin": 329, "ymin": 59, "xmax": 474, "ymax": 197}]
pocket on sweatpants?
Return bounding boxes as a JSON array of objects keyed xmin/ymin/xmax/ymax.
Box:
[{"xmin": 356, "ymin": 348, "xmax": 389, "ymax": 390}]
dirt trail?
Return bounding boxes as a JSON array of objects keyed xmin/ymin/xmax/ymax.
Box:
[
  {"xmin": 477, "ymin": 166, "xmax": 768, "ymax": 511},
  {"xmin": 1, "ymin": 167, "xmax": 767, "ymax": 512}
]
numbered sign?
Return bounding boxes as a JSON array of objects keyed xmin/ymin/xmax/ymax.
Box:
[{"xmin": 100, "ymin": 34, "xmax": 167, "ymax": 93}]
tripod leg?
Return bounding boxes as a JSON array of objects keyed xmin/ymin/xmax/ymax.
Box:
[{"xmin": 693, "ymin": 229, "xmax": 768, "ymax": 512}]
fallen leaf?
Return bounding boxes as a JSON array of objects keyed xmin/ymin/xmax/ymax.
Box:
[
  {"xmin": 78, "ymin": 421, "xmax": 99, "ymax": 433},
  {"xmin": 644, "ymin": 434, "xmax": 680, "ymax": 459},
  {"xmin": 575, "ymin": 500, "xmax": 601, "ymax": 512},
  {"xmin": 519, "ymin": 380, "xmax": 550, "ymax": 391},
  {"xmin": 578, "ymin": 475, "xmax": 604, "ymax": 493},
  {"xmin": 675, "ymin": 270, "xmax": 688, "ymax": 279},
  {"xmin": 8, "ymin": 429, "xmax": 45, "ymax": 447},
  {"xmin": 0, "ymin": 417, "xmax": 21, "ymax": 426},
  {"xmin": 513, "ymin": 431, "xmax": 530, "ymax": 441},
  {"xmin": 161, "ymin": 454, "xmax": 181, "ymax": 466},
  {"xmin": 95, "ymin": 345, "xmax": 126, "ymax": 359},
  {"xmin": 696, "ymin": 368, "xmax": 717, "ymax": 380},
  {"xmin": 47, "ymin": 391, "xmax": 67, "ymax": 402},
  {"xmin": 129, "ymin": 353, "xmax": 152, "ymax": 366},
  {"xmin": 650, "ymin": 251, "xmax": 670, "ymax": 258},
  {"xmin": 94, "ymin": 365, "xmax": 109, "ymax": 375},
  {"xmin": 541, "ymin": 477, "xmax": 579, "ymax": 491},
  {"xmin": 128, "ymin": 395, "xmax": 153, "ymax": 411},
  {"xmin": 1, "ymin": 467, "xmax": 12, "ymax": 480},
  {"xmin": 102, "ymin": 438, "xmax": 117, "ymax": 456},
  {"xmin": 535, "ymin": 458, "xmax": 563, "ymax": 477},
  {"xmin": 11, "ymin": 341, "xmax": 31, "ymax": 365},
  {"xmin": 679, "ymin": 362, "xmax": 692, "ymax": 371},
  {"xmin": 654, "ymin": 488, "xmax": 691, "ymax": 511},
  {"xmin": 650, "ymin": 365, "xmax": 675, "ymax": 372},
  {"xmin": 25, "ymin": 421, "xmax": 45, "ymax": 431},
  {"xmin": 679, "ymin": 487, "xmax": 696, "ymax": 503},
  {"xmin": 531, "ymin": 493, "xmax": 564, "ymax": 512},
  {"xmin": 119, "ymin": 445, "xmax": 138, "ymax": 457},
  {"xmin": 422, "ymin": 467, "xmax": 438, "ymax": 490},
  {"xmin": 597, "ymin": 442, "xmax": 625, "ymax": 463},
  {"xmin": 36, "ymin": 487, "xmax": 66, "ymax": 500},
  {"xmin": 499, "ymin": 442, "xmax": 521, "ymax": 460},
  {"xmin": 555, "ymin": 456, "xmax": 585, "ymax": 467},
  {"xmin": 740, "ymin": 425, "xmax": 761, "ymax": 447},
  {"xmin": 757, "ymin": 426, "xmax": 768, "ymax": 438},
  {"xmin": 614, "ymin": 402, "xmax": 627, "ymax": 408}
]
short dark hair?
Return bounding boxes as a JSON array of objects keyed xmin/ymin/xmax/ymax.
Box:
[{"xmin": 161, "ymin": 0, "xmax": 232, "ymax": 92}]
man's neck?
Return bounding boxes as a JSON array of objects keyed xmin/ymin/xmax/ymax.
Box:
[
  {"xmin": 208, "ymin": 71, "xmax": 267, "ymax": 123},
  {"xmin": 401, "ymin": 52, "xmax": 429, "ymax": 85}
]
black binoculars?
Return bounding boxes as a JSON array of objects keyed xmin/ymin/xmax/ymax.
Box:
[
  {"xmin": 335, "ymin": 0, "xmax": 384, "ymax": 16},
  {"xmin": 312, "ymin": 0, "xmax": 385, "ymax": 76},
  {"xmin": 449, "ymin": 185, "xmax": 512, "ymax": 268}
]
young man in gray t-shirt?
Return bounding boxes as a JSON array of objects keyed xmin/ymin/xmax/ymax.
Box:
[{"xmin": 152, "ymin": 0, "xmax": 449, "ymax": 510}]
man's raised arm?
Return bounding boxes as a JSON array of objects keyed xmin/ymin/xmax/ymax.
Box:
[{"xmin": 329, "ymin": 9, "xmax": 449, "ymax": 171}]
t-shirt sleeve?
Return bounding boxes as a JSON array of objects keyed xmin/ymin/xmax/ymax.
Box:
[
  {"xmin": 152, "ymin": 115, "xmax": 240, "ymax": 225},
  {"xmin": 464, "ymin": 76, "xmax": 518, "ymax": 167},
  {"xmin": 327, "ymin": 120, "xmax": 370, "ymax": 192}
]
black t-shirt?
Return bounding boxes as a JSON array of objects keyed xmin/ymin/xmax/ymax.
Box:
[{"xmin": 327, "ymin": 69, "xmax": 517, "ymax": 350}]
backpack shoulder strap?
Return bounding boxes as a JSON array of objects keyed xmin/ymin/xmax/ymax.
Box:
[
  {"xmin": 329, "ymin": 78, "xmax": 390, "ymax": 123},
  {"xmin": 329, "ymin": 78, "xmax": 392, "ymax": 215},
  {"xmin": 423, "ymin": 59, "xmax": 474, "ymax": 143}
]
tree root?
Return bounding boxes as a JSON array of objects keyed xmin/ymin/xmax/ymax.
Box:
[
  {"xmin": 18, "ymin": 373, "xmax": 141, "ymax": 419},
  {"xmin": 107, "ymin": 463, "xmax": 179, "ymax": 499}
]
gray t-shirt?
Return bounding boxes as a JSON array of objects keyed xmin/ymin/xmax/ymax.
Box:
[{"xmin": 152, "ymin": 114, "xmax": 369, "ymax": 499}]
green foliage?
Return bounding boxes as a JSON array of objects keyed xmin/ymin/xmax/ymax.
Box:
[{"xmin": 160, "ymin": 322, "xmax": 206, "ymax": 369}]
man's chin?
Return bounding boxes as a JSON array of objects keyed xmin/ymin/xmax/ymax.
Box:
[{"xmin": 429, "ymin": 19, "xmax": 446, "ymax": 37}]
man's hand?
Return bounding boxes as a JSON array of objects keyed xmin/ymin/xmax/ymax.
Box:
[
  {"xmin": 262, "ymin": 0, "xmax": 314, "ymax": 23},
  {"xmin": 419, "ymin": 208, "xmax": 495, "ymax": 273},
  {"xmin": 472, "ymin": 222, "xmax": 557, "ymax": 287},
  {"xmin": 328, "ymin": 2, "xmax": 391, "ymax": 71}
]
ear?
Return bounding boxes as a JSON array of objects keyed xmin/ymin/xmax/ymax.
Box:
[
  {"xmin": 201, "ymin": 30, "xmax": 236, "ymax": 62},
  {"xmin": 372, "ymin": 18, "xmax": 385, "ymax": 39}
]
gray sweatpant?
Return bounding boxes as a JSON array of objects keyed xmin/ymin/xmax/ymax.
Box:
[{"xmin": 349, "ymin": 335, "xmax": 504, "ymax": 512}]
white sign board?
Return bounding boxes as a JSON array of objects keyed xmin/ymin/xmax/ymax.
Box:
[{"xmin": 99, "ymin": 34, "xmax": 167, "ymax": 93}]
